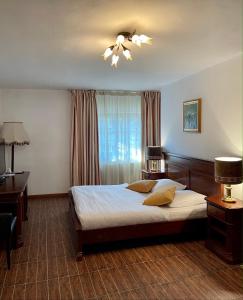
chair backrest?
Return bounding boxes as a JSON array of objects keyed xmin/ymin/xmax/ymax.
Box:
[{"xmin": 0, "ymin": 213, "xmax": 14, "ymax": 238}]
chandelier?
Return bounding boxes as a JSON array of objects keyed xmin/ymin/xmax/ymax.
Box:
[{"xmin": 103, "ymin": 31, "xmax": 152, "ymax": 67}]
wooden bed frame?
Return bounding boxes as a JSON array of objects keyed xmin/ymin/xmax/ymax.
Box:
[{"xmin": 69, "ymin": 152, "xmax": 221, "ymax": 260}]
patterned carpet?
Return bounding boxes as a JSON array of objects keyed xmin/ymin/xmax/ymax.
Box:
[{"xmin": 0, "ymin": 197, "xmax": 242, "ymax": 299}]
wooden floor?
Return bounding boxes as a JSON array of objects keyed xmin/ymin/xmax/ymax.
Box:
[{"xmin": 0, "ymin": 197, "xmax": 242, "ymax": 300}]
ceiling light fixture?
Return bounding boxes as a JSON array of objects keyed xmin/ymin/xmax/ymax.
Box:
[{"xmin": 103, "ymin": 31, "xmax": 152, "ymax": 67}]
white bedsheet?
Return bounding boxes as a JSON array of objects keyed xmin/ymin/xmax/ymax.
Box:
[{"xmin": 71, "ymin": 184, "xmax": 207, "ymax": 230}]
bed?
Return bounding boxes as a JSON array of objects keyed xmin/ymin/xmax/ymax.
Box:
[{"xmin": 69, "ymin": 153, "xmax": 222, "ymax": 260}]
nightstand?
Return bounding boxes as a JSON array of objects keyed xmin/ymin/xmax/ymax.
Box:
[
  {"xmin": 141, "ymin": 170, "xmax": 166, "ymax": 180},
  {"xmin": 205, "ymin": 195, "xmax": 243, "ymax": 264}
]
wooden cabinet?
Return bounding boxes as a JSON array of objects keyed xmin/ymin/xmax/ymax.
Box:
[
  {"xmin": 141, "ymin": 170, "xmax": 166, "ymax": 180},
  {"xmin": 205, "ymin": 195, "xmax": 243, "ymax": 264}
]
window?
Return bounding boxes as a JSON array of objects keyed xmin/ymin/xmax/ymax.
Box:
[{"xmin": 97, "ymin": 93, "xmax": 141, "ymax": 184}]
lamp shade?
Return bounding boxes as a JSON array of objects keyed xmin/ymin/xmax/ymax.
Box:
[
  {"xmin": 1, "ymin": 122, "xmax": 30, "ymax": 145},
  {"xmin": 215, "ymin": 157, "xmax": 242, "ymax": 184},
  {"xmin": 146, "ymin": 146, "xmax": 163, "ymax": 160}
]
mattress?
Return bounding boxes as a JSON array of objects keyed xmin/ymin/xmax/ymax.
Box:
[{"xmin": 71, "ymin": 184, "xmax": 207, "ymax": 230}]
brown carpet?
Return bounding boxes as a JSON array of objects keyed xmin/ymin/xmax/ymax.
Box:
[{"xmin": 0, "ymin": 197, "xmax": 242, "ymax": 299}]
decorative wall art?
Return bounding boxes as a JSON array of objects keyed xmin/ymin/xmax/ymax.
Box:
[{"xmin": 183, "ymin": 98, "xmax": 201, "ymax": 132}]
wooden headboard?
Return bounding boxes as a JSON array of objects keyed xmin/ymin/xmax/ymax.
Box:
[{"xmin": 164, "ymin": 152, "xmax": 222, "ymax": 196}]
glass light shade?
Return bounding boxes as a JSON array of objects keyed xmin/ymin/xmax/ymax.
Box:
[
  {"xmin": 111, "ymin": 54, "xmax": 119, "ymax": 67},
  {"xmin": 131, "ymin": 34, "xmax": 141, "ymax": 47},
  {"xmin": 123, "ymin": 49, "xmax": 132, "ymax": 60},
  {"xmin": 139, "ymin": 34, "xmax": 152, "ymax": 44},
  {"xmin": 116, "ymin": 35, "xmax": 125, "ymax": 44},
  {"xmin": 103, "ymin": 47, "xmax": 113, "ymax": 60}
]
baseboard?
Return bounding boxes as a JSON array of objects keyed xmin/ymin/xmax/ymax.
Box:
[{"xmin": 29, "ymin": 193, "xmax": 68, "ymax": 200}]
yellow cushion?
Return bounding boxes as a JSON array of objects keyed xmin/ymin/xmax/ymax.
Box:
[
  {"xmin": 127, "ymin": 180, "xmax": 157, "ymax": 193},
  {"xmin": 143, "ymin": 186, "xmax": 176, "ymax": 206}
]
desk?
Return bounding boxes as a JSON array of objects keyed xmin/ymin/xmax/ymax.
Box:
[{"xmin": 0, "ymin": 172, "xmax": 29, "ymax": 248}]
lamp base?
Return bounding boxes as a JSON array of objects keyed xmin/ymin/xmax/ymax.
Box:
[
  {"xmin": 149, "ymin": 160, "xmax": 160, "ymax": 172},
  {"xmin": 5, "ymin": 168, "xmax": 15, "ymax": 176},
  {"xmin": 222, "ymin": 197, "xmax": 236, "ymax": 203},
  {"xmin": 222, "ymin": 184, "xmax": 236, "ymax": 203}
]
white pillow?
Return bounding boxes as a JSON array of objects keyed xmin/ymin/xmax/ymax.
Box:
[
  {"xmin": 168, "ymin": 190, "xmax": 206, "ymax": 208},
  {"xmin": 153, "ymin": 179, "xmax": 186, "ymax": 192}
]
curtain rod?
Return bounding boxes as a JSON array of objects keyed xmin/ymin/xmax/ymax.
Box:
[{"xmin": 96, "ymin": 90, "xmax": 142, "ymax": 96}]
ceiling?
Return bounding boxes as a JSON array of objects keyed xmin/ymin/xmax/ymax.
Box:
[{"xmin": 0, "ymin": 0, "xmax": 241, "ymax": 90}]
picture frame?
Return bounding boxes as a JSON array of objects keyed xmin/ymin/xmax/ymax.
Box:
[{"xmin": 183, "ymin": 98, "xmax": 201, "ymax": 132}]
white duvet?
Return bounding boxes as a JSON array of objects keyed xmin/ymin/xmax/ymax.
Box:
[{"xmin": 71, "ymin": 184, "xmax": 207, "ymax": 230}]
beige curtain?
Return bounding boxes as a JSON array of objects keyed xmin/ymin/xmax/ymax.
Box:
[
  {"xmin": 141, "ymin": 91, "xmax": 161, "ymax": 168},
  {"xmin": 71, "ymin": 90, "xmax": 101, "ymax": 186}
]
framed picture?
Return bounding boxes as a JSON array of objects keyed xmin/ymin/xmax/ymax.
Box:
[{"xmin": 183, "ymin": 98, "xmax": 201, "ymax": 132}]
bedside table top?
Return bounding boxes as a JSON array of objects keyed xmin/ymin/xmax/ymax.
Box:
[
  {"xmin": 142, "ymin": 169, "xmax": 165, "ymax": 174},
  {"xmin": 206, "ymin": 195, "xmax": 243, "ymax": 210}
]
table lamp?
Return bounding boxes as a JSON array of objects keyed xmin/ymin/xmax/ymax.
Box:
[
  {"xmin": 146, "ymin": 146, "xmax": 163, "ymax": 172},
  {"xmin": 1, "ymin": 122, "xmax": 30, "ymax": 173},
  {"xmin": 215, "ymin": 157, "xmax": 242, "ymax": 203}
]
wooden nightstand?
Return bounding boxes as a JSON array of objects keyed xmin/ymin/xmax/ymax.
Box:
[
  {"xmin": 205, "ymin": 195, "xmax": 243, "ymax": 264},
  {"xmin": 142, "ymin": 170, "xmax": 166, "ymax": 180}
]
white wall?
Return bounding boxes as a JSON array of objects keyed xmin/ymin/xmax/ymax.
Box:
[
  {"xmin": 162, "ymin": 54, "xmax": 242, "ymax": 198},
  {"xmin": 0, "ymin": 91, "xmax": 2, "ymax": 122},
  {"xmin": 1, "ymin": 89, "xmax": 71, "ymax": 195}
]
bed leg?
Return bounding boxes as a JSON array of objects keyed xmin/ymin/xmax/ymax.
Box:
[
  {"xmin": 76, "ymin": 251, "xmax": 83, "ymax": 261},
  {"xmin": 75, "ymin": 230, "xmax": 84, "ymax": 261}
]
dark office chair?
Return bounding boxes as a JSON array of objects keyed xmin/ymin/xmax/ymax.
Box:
[{"xmin": 0, "ymin": 213, "xmax": 16, "ymax": 269}]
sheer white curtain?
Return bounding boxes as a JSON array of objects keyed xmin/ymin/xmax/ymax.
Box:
[{"xmin": 97, "ymin": 92, "xmax": 142, "ymax": 184}]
